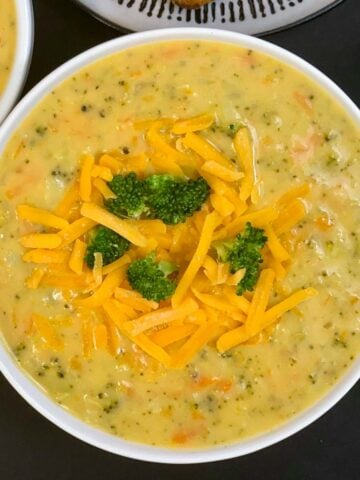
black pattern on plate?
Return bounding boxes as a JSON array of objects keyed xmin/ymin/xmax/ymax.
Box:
[
  {"xmin": 112, "ymin": 0, "xmax": 310, "ymax": 23},
  {"xmin": 72, "ymin": 0, "xmax": 344, "ymax": 35}
]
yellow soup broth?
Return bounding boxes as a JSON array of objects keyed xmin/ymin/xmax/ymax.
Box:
[
  {"xmin": 0, "ymin": 0, "xmax": 16, "ymax": 96},
  {"xmin": 0, "ymin": 41, "xmax": 359, "ymax": 448}
]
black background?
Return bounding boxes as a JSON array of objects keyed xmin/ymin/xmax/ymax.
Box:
[{"xmin": 1, "ymin": 0, "xmax": 359, "ymax": 478}]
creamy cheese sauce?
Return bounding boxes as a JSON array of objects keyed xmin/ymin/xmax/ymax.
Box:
[
  {"xmin": 0, "ymin": 0, "xmax": 16, "ymax": 97},
  {"xmin": 0, "ymin": 41, "xmax": 359, "ymax": 448}
]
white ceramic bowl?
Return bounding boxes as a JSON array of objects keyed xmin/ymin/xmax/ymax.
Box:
[
  {"xmin": 0, "ymin": 0, "xmax": 33, "ymax": 124},
  {"xmin": 0, "ymin": 28, "xmax": 359, "ymax": 464}
]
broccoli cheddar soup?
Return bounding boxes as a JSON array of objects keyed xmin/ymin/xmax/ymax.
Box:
[
  {"xmin": 0, "ymin": 0, "xmax": 16, "ymax": 96},
  {"xmin": 0, "ymin": 41, "xmax": 359, "ymax": 448}
]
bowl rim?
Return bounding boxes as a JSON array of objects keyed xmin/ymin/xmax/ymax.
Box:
[
  {"xmin": 0, "ymin": 27, "xmax": 359, "ymax": 464},
  {"xmin": 0, "ymin": 0, "xmax": 34, "ymax": 124}
]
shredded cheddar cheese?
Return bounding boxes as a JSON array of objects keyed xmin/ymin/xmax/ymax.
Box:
[
  {"xmin": 76, "ymin": 268, "xmax": 125, "ymax": 308},
  {"xmin": 217, "ymin": 269, "xmax": 275, "ymax": 352},
  {"xmin": 151, "ymin": 324, "xmax": 196, "ymax": 347},
  {"xmin": 234, "ymin": 127, "xmax": 255, "ymax": 202},
  {"xmin": 32, "ymin": 314, "xmax": 64, "ymax": 350},
  {"xmin": 23, "ymin": 249, "xmax": 68, "ymax": 264},
  {"xmin": 59, "ymin": 217, "xmax": 96, "ymax": 246},
  {"xmin": 201, "ymin": 161, "xmax": 243, "ymax": 182},
  {"xmin": 277, "ymin": 183, "xmax": 310, "ymax": 206},
  {"xmin": 92, "ymin": 177, "xmax": 117, "ymax": 200},
  {"xmin": 265, "ymin": 226, "xmax": 290, "ymax": 262},
  {"xmin": 210, "ymin": 193, "xmax": 235, "ymax": 217},
  {"xmin": 93, "ymin": 323, "xmax": 109, "ymax": 350},
  {"xmin": 200, "ymin": 171, "xmax": 229, "ymax": 195},
  {"xmin": 172, "ymin": 211, "xmax": 220, "ymax": 307},
  {"xmin": 171, "ymin": 323, "xmax": 220, "ymax": 369},
  {"xmin": 214, "ymin": 206, "xmax": 279, "ymax": 240},
  {"xmin": 222, "ymin": 286, "xmax": 250, "ymax": 314},
  {"xmin": 68, "ymin": 239, "xmax": 86, "ymax": 275},
  {"xmin": 98, "ymin": 154, "xmax": 122, "ymax": 173},
  {"xmin": 192, "ymin": 289, "xmax": 241, "ymax": 316},
  {"xmin": 17, "ymin": 115, "xmax": 317, "ymax": 368},
  {"xmin": 81, "ymin": 202, "xmax": 147, "ymax": 247},
  {"xmin": 79, "ymin": 154, "xmax": 94, "ymax": 202},
  {"xmin": 273, "ymin": 199, "xmax": 307, "ymax": 236},
  {"xmin": 20, "ymin": 233, "xmax": 62, "ymax": 249},
  {"xmin": 106, "ymin": 317, "xmax": 122, "ymax": 355},
  {"xmin": 92, "ymin": 252, "xmax": 103, "ymax": 287},
  {"xmin": 54, "ymin": 181, "xmax": 79, "ymax": 219},
  {"xmin": 102, "ymin": 254, "xmax": 131, "ymax": 275},
  {"xmin": 41, "ymin": 272, "xmax": 87, "ymax": 289},
  {"xmin": 81, "ymin": 315, "xmax": 93, "ymax": 358},
  {"xmin": 103, "ymin": 299, "xmax": 171, "ymax": 365},
  {"xmin": 182, "ymin": 132, "xmax": 231, "ymax": 168},
  {"xmin": 17, "ymin": 204, "xmax": 69, "ymax": 230},
  {"xmin": 25, "ymin": 268, "xmax": 45, "ymax": 289},
  {"xmin": 91, "ymin": 165, "xmax": 113, "ymax": 182},
  {"xmin": 125, "ymin": 298, "xmax": 198, "ymax": 336},
  {"xmin": 147, "ymin": 121, "xmax": 188, "ymax": 165},
  {"xmin": 114, "ymin": 287, "xmax": 159, "ymax": 312},
  {"xmin": 171, "ymin": 113, "xmax": 214, "ymax": 135},
  {"xmin": 243, "ymin": 269, "xmax": 275, "ymax": 331}
]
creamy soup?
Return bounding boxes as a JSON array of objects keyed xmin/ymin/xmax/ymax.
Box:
[
  {"xmin": 0, "ymin": 41, "xmax": 359, "ymax": 448},
  {"xmin": 0, "ymin": 0, "xmax": 16, "ymax": 97}
]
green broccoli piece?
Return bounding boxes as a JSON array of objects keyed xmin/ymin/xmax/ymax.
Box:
[
  {"xmin": 127, "ymin": 253, "xmax": 178, "ymax": 302},
  {"xmin": 105, "ymin": 172, "xmax": 147, "ymax": 219},
  {"xmin": 85, "ymin": 226, "xmax": 130, "ymax": 268},
  {"xmin": 144, "ymin": 175, "xmax": 210, "ymax": 225},
  {"xmin": 214, "ymin": 222, "xmax": 267, "ymax": 295},
  {"xmin": 105, "ymin": 172, "xmax": 210, "ymax": 224}
]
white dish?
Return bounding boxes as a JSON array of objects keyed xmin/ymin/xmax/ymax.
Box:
[
  {"xmin": 0, "ymin": 0, "xmax": 34, "ymax": 124},
  {"xmin": 0, "ymin": 28, "xmax": 359, "ymax": 464},
  {"xmin": 72, "ymin": 0, "xmax": 343, "ymax": 35}
]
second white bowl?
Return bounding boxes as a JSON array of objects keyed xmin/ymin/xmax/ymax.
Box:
[{"xmin": 0, "ymin": 0, "xmax": 34, "ymax": 124}]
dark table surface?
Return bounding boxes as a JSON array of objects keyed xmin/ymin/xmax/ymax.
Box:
[{"xmin": 1, "ymin": 0, "xmax": 359, "ymax": 478}]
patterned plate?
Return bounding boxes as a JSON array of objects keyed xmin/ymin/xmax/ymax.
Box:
[{"xmin": 73, "ymin": 0, "xmax": 343, "ymax": 35}]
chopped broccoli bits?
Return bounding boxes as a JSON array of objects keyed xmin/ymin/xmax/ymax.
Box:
[
  {"xmin": 214, "ymin": 222, "xmax": 267, "ymax": 295},
  {"xmin": 105, "ymin": 172, "xmax": 148, "ymax": 219},
  {"xmin": 85, "ymin": 226, "xmax": 130, "ymax": 268},
  {"xmin": 127, "ymin": 253, "xmax": 178, "ymax": 302},
  {"xmin": 105, "ymin": 173, "xmax": 210, "ymax": 225},
  {"xmin": 144, "ymin": 175, "xmax": 210, "ymax": 224}
]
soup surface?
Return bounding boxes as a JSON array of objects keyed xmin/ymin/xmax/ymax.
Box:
[
  {"xmin": 0, "ymin": 0, "xmax": 16, "ymax": 97},
  {"xmin": 0, "ymin": 41, "xmax": 359, "ymax": 448}
]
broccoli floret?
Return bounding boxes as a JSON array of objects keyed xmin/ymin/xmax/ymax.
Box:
[
  {"xmin": 105, "ymin": 172, "xmax": 147, "ymax": 219},
  {"xmin": 144, "ymin": 175, "xmax": 210, "ymax": 225},
  {"xmin": 85, "ymin": 226, "xmax": 130, "ymax": 268},
  {"xmin": 127, "ymin": 253, "xmax": 178, "ymax": 302},
  {"xmin": 105, "ymin": 172, "xmax": 210, "ymax": 224},
  {"xmin": 214, "ymin": 222, "xmax": 267, "ymax": 295}
]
